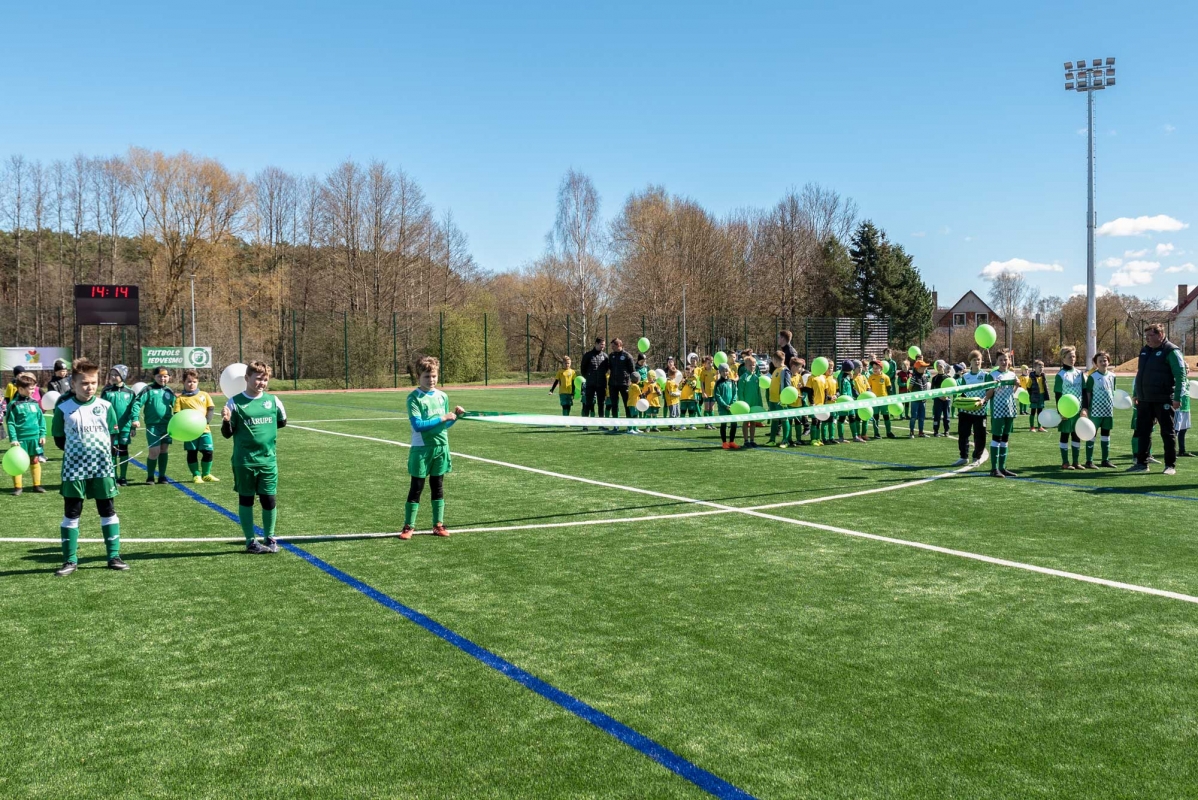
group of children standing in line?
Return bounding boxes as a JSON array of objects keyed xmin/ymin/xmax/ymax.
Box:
[{"xmin": 548, "ymin": 333, "xmax": 1184, "ymax": 479}]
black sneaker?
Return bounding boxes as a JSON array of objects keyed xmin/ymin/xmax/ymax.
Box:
[
  {"xmin": 54, "ymin": 561, "xmax": 77, "ymax": 577},
  {"xmin": 1000, "ymin": 468, "xmax": 1019, "ymax": 478},
  {"xmin": 108, "ymin": 557, "xmax": 129, "ymax": 571},
  {"xmin": 145, "ymin": 476, "xmax": 156, "ymax": 485},
  {"xmin": 989, "ymin": 469, "xmax": 1005, "ymax": 478},
  {"xmin": 263, "ymin": 537, "xmax": 280, "ymax": 554},
  {"xmin": 156, "ymin": 477, "xmax": 169, "ymax": 485},
  {"xmin": 116, "ymin": 478, "xmax": 128, "ymax": 487},
  {"xmin": 1180, "ymin": 452, "xmax": 1197, "ymax": 458},
  {"xmin": 245, "ymin": 540, "xmax": 271, "ymax": 554},
  {"xmin": 1125, "ymin": 463, "xmax": 1149, "ymax": 473}
]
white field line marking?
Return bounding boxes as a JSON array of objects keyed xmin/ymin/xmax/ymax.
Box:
[{"xmin": 284, "ymin": 424, "xmax": 1198, "ymax": 606}]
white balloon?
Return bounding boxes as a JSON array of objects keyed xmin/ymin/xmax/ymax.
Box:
[
  {"xmin": 1113, "ymin": 389, "xmax": 1132, "ymax": 410},
  {"xmin": 1039, "ymin": 408, "xmax": 1062, "ymax": 428},
  {"xmin": 39, "ymin": 390, "xmax": 60, "ymax": 411},
  {"xmin": 130, "ymin": 382, "xmax": 147, "ymax": 395},
  {"xmin": 635, "ymin": 398, "xmax": 649, "ymax": 413},
  {"xmin": 655, "ymin": 369, "xmax": 666, "ymax": 382},
  {"xmin": 220, "ymin": 363, "xmax": 248, "ymax": 398},
  {"xmin": 687, "ymin": 352, "xmax": 699, "ymax": 365},
  {"xmin": 814, "ymin": 410, "xmax": 831, "ymax": 422},
  {"xmin": 1189, "ymin": 380, "xmax": 1198, "ymax": 400},
  {"xmin": 1075, "ymin": 416, "xmax": 1097, "ymax": 441}
]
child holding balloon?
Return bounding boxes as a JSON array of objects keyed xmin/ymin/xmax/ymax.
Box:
[
  {"xmin": 1054, "ymin": 346, "xmax": 1086, "ymax": 470},
  {"xmin": 133, "ymin": 367, "xmax": 176, "ymax": 484},
  {"xmin": 699, "ymin": 354, "xmax": 718, "ymax": 427},
  {"xmin": 1082, "ymin": 352, "xmax": 1117, "ymax": 468},
  {"xmin": 766, "ymin": 351, "xmax": 792, "ymax": 447},
  {"xmin": 4, "ymin": 373, "xmax": 46, "ymax": 494},
  {"xmin": 100, "ymin": 365, "xmax": 139, "ymax": 487},
  {"xmin": 737, "ymin": 355, "xmax": 760, "ymax": 447},
  {"xmin": 983, "ymin": 350, "xmax": 1019, "ymax": 478},
  {"xmin": 175, "ymin": 369, "xmax": 219, "ymax": 483},
  {"xmin": 868, "ymin": 360, "xmax": 895, "ymax": 439},
  {"xmin": 549, "ymin": 357, "xmax": 577, "ymax": 417},
  {"xmin": 222, "ymin": 360, "xmax": 288, "ymax": 551},
  {"xmin": 715, "ymin": 364, "xmax": 738, "ymax": 449}
]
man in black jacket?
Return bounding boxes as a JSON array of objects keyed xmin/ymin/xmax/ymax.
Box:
[
  {"xmin": 606, "ymin": 338, "xmax": 637, "ymax": 424},
  {"xmin": 579, "ymin": 337, "xmax": 608, "ymax": 429},
  {"xmin": 778, "ymin": 330, "xmax": 799, "ymax": 366},
  {"xmin": 1129, "ymin": 323, "xmax": 1187, "ymax": 474}
]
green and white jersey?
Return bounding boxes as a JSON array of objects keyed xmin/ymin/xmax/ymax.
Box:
[
  {"xmin": 225, "ymin": 392, "xmax": 286, "ymax": 468},
  {"xmin": 1086, "ymin": 370, "xmax": 1117, "ymax": 417},
  {"xmin": 989, "ymin": 370, "xmax": 1019, "ymax": 418},
  {"xmin": 407, "ymin": 388, "xmax": 451, "ymax": 448},
  {"xmin": 959, "ymin": 370, "xmax": 990, "ymax": 415},
  {"xmin": 135, "ymin": 384, "xmax": 176, "ymax": 426},
  {"xmin": 52, "ymin": 396, "xmax": 118, "ymax": 481},
  {"xmin": 1054, "ymin": 367, "xmax": 1085, "ymax": 400}
]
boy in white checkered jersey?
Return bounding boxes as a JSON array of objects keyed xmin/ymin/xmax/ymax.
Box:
[
  {"xmin": 1084, "ymin": 351, "xmax": 1118, "ymax": 469},
  {"xmin": 50, "ymin": 359, "xmax": 128, "ymax": 577}
]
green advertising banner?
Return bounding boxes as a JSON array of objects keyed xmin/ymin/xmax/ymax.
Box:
[{"xmin": 141, "ymin": 347, "xmax": 213, "ymax": 370}]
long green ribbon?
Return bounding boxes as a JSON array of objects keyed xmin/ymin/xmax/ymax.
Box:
[{"xmin": 460, "ymin": 379, "xmax": 1015, "ymax": 428}]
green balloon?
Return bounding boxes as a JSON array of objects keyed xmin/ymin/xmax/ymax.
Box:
[
  {"xmin": 713, "ymin": 350, "xmax": 728, "ymax": 366},
  {"xmin": 780, "ymin": 385, "xmax": 799, "ymax": 405},
  {"xmin": 3, "ymin": 446, "xmax": 30, "ymax": 477},
  {"xmin": 811, "ymin": 356, "xmax": 829, "ymax": 376},
  {"xmin": 1057, "ymin": 394, "xmax": 1081, "ymax": 418},
  {"xmin": 1015, "ymin": 388, "xmax": 1030, "ymax": 404},
  {"xmin": 888, "ymin": 403, "xmax": 904, "ymax": 416},
  {"xmin": 758, "ymin": 374, "xmax": 771, "ymax": 389},
  {"xmin": 941, "ymin": 377, "xmax": 956, "ymax": 388},
  {"xmin": 908, "ymin": 346, "xmax": 921, "ymax": 360},
  {"xmin": 637, "ymin": 337, "xmax": 650, "ymax": 353},
  {"xmin": 730, "ymin": 400, "xmax": 750, "ymax": 415},
  {"xmin": 857, "ymin": 406, "xmax": 874, "ymax": 421},
  {"xmin": 974, "ymin": 324, "xmax": 997, "ymax": 349},
  {"xmin": 750, "ymin": 405, "xmax": 765, "ymax": 414},
  {"xmin": 859, "ymin": 391, "xmax": 876, "ymax": 401},
  {"xmin": 167, "ymin": 408, "xmax": 208, "ymax": 442}
]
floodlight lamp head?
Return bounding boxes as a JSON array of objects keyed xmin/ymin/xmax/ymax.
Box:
[
  {"xmin": 1092, "ymin": 58, "xmax": 1102, "ymax": 67},
  {"xmin": 1106, "ymin": 57, "xmax": 1115, "ymax": 66},
  {"xmin": 1065, "ymin": 61, "xmax": 1073, "ymax": 70}
]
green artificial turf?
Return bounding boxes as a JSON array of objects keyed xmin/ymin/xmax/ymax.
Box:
[{"xmin": 2, "ymin": 387, "xmax": 1196, "ymax": 798}]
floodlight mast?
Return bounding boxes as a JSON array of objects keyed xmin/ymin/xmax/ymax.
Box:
[{"xmin": 1064, "ymin": 57, "xmax": 1115, "ymax": 366}]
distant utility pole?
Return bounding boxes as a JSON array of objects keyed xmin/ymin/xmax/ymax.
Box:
[{"xmin": 1064, "ymin": 56, "xmax": 1116, "ymax": 365}]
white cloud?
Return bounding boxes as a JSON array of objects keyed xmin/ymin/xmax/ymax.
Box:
[
  {"xmin": 1109, "ymin": 260, "xmax": 1160, "ymax": 287},
  {"xmin": 963, "ymin": 236, "xmax": 973, "ymax": 242},
  {"xmin": 1156, "ymin": 243, "xmax": 1176, "ymax": 256},
  {"xmin": 1124, "ymin": 249, "xmax": 1148, "ymax": 258},
  {"xmin": 1165, "ymin": 263, "xmax": 1196, "ymax": 274},
  {"xmin": 940, "ymin": 226, "xmax": 952, "ymax": 235},
  {"xmin": 1165, "ymin": 124, "xmax": 1176, "ymax": 134},
  {"xmin": 1071, "ymin": 284, "xmax": 1112, "ymax": 297},
  {"xmin": 979, "ymin": 258, "xmax": 1065, "ymax": 279},
  {"xmin": 1077, "ymin": 128, "xmax": 1087, "ymax": 136},
  {"xmin": 1100, "ymin": 257, "xmax": 1123, "ymax": 268},
  {"xmin": 1097, "ymin": 215, "xmax": 1189, "ymax": 237},
  {"xmin": 911, "ymin": 231, "xmax": 926, "ymax": 238}
]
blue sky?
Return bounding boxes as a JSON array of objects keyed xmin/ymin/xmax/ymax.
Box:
[{"xmin": 3, "ymin": 0, "xmax": 1195, "ymax": 308}]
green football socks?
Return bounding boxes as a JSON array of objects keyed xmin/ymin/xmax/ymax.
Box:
[
  {"xmin": 118, "ymin": 457, "xmax": 129, "ymax": 482},
  {"xmin": 1101, "ymin": 436, "xmax": 1110, "ymax": 461},
  {"xmin": 200, "ymin": 457, "xmax": 212, "ymax": 477},
  {"xmin": 145, "ymin": 456, "xmax": 157, "ymax": 480},
  {"xmin": 404, "ymin": 502, "xmax": 419, "ymax": 527},
  {"xmin": 432, "ymin": 499, "xmax": 445, "ymax": 525},
  {"xmin": 262, "ymin": 506, "xmax": 277, "ymax": 538},
  {"xmin": 158, "ymin": 453, "xmax": 169, "ymax": 477},
  {"xmin": 101, "ymin": 522, "xmax": 120, "ymax": 559},
  {"xmin": 238, "ymin": 506, "xmax": 256, "ymax": 545},
  {"xmin": 188, "ymin": 458, "xmax": 201, "ymax": 478},
  {"xmin": 1086, "ymin": 440, "xmax": 1095, "ymax": 463},
  {"xmin": 60, "ymin": 525, "xmax": 79, "ymax": 564}
]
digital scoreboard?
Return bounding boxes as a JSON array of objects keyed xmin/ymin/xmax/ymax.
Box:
[{"xmin": 74, "ymin": 284, "xmax": 140, "ymax": 326}]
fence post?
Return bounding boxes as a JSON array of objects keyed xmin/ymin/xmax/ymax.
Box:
[
  {"xmin": 641, "ymin": 315, "xmax": 646, "ymax": 339},
  {"xmin": 343, "ymin": 311, "xmax": 349, "ymax": 390},
  {"xmin": 804, "ymin": 318, "xmax": 809, "ymax": 360},
  {"xmin": 605, "ymin": 313, "xmax": 609, "ymax": 343},
  {"xmin": 291, "ymin": 310, "xmax": 298, "ymax": 390},
  {"xmin": 392, "ymin": 312, "xmax": 398, "ymax": 389},
  {"xmin": 566, "ymin": 314, "xmax": 571, "ymax": 366},
  {"xmin": 439, "ymin": 310, "xmax": 444, "ymax": 374},
  {"xmin": 181, "ymin": 309, "xmax": 186, "ymax": 347},
  {"xmin": 483, "ymin": 313, "xmax": 489, "ymax": 386},
  {"xmin": 1031, "ymin": 320, "xmax": 1036, "ymax": 361},
  {"xmin": 526, "ymin": 314, "xmax": 531, "ymax": 385},
  {"xmin": 237, "ymin": 309, "xmax": 243, "ymax": 363}
]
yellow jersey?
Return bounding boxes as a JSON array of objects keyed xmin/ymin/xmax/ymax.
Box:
[
  {"xmin": 642, "ymin": 381, "xmax": 662, "ymax": 408},
  {"xmin": 823, "ymin": 374, "xmax": 838, "ymax": 402},
  {"xmin": 664, "ymin": 379, "xmax": 681, "ymax": 407},
  {"xmin": 768, "ymin": 368, "xmax": 784, "ymax": 403},
  {"xmin": 699, "ymin": 365, "xmax": 717, "ymax": 397},
  {"xmin": 867, "ymin": 373, "xmax": 891, "ymax": 397},
  {"xmin": 853, "ymin": 374, "xmax": 870, "ymax": 395},
  {"xmin": 788, "ymin": 374, "xmax": 804, "ymax": 407},
  {"xmin": 1018, "ymin": 375, "xmax": 1030, "ymax": 390},
  {"xmin": 173, "ymin": 390, "xmax": 216, "ymax": 433},
  {"xmin": 680, "ymin": 378, "xmax": 697, "ymax": 402},
  {"xmin": 627, "ymin": 383, "xmax": 641, "ymax": 405},
  {"xmin": 555, "ymin": 368, "xmax": 576, "ymax": 395}
]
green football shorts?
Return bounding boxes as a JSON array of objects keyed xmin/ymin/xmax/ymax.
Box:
[
  {"xmin": 184, "ymin": 432, "xmax": 214, "ymax": 452},
  {"xmin": 146, "ymin": 424, "xmax": 172, "ymax": 447},
  {"xmin": 1091, "ymin": 416, "xmax": 1114, "ymax": 431},
  {"xmin": 408, "ymin": 444, "xmax": 452, "ymax": 479},
  {"xmin": 991, "ymin": 416, "xmax": 1015, "ymax": 437},
  {"xmin": 558, "ymin": 394, "xmax": 573, "ymax": 408},
  {"xmin": 15, "ymin": 437, "xmax": 44, "ymax": 457},
  {"xmin": 62, "ymin": 476, "xmax": 118, "ymax": 500},
  {"xmin": 233, "ymin": 464, "xmax": 278, "ymax": 496}
]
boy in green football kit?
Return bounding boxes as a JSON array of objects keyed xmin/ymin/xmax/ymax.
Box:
[
  {"xmin": 133, "ymin": 366, "xmax": 176, "ymax": 483},
  {"xmin": 100, "ymin": 365, "xmax": 139, "ymax": 486},
  {"xmin": 984, "ymin": 350, "xmax": 1019, "ymax": 478},
  {"xmin": 221, "ymin": 361, "xmax": 287, "ymax": 554},
  {"xmin": 5, "ymin": 373, "xmax": 47, "ymax": 494},
  {"xmin": 51, "ymin": 359, "xmax": 127, "ymax": 576},
  {"xmin": 400, "ymin": 356, "xmax": 466, "ymax": 540},
  {"xmin": 1055, "ymin": 346, "xmax": 1085, "ymax": 470},
  {"xmin": 1084, "ymin": 351, "xmax": 1118, "ymax": 469}
]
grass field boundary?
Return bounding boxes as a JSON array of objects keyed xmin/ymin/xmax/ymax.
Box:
[
  {"xmin": 109, "ymin": 459, "xmax": 759, "ymax": 799},
  {"xmin": 289, "ymin": 424, "xmax": 1198, "ymax": 606}
]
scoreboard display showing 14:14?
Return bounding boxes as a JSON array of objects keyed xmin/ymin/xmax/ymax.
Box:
[{"xmin": 74, "ymin": 284, "xmax": 140, "ymax": 326}]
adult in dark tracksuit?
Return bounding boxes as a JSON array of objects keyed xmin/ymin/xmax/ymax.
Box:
[
  {"xmin": 606, "ymin": 338, "xmax": 637, "ymax": 421},
  {"xmin": 1129, "ymin": 323, "xmax": 1187, "ymax": 474},
  {"xmin": 579, "ymin": 338, "xmax": 608, "ymax": 423}
]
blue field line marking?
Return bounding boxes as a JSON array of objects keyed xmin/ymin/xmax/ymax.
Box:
[
  {"xmin": 283, "ymin": 542, "xmax": 758, "ymax": 800},
  {"xmin": 130, "ymin": 461, "xmax": 758, "ymax": 799}
]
